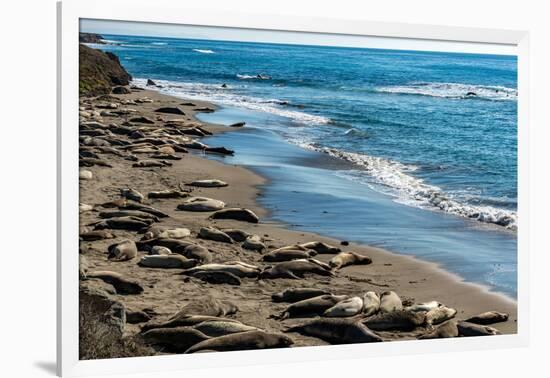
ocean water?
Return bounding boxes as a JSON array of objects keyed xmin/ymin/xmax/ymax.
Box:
[{"xmin": 86, "ymin": 34, "xmax": 518, "ymax": 297}]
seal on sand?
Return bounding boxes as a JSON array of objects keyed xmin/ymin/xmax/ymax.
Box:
[
  {"xmin": 183, "ymin": 262, "xmax": 260, "ymax": 278},
  {"xmin": 425, "ymin": 306, "xmax": 457, "ymax": 326},
  {"xmin": 191, "ymin": 271, "xmax": 242, "ymax": 285},
  {"xmin": 379, "ymin": 291, "xmax": 402, "ymax": 313},
  {"xmin": 272, "ymin": 294, "xmax": 348, "ymax": 320},
  {"xmin": 210, "ymin": 208, "xmax": 259, "ymax": 223},
  {"xmin": 271, "ymin": 288, "xmax": 331, "ymax": 303},
  {"xmin": 263, "ymin": 249, "xmax": 317, "ymax": 262},
  {"xmin": 285, "ymin": 318, "xmax": 382, "ymax": 344},
  {"xmin": 141, "ymin": 315, "xmax": 241, "ymax": 332},
  {"xmin": 457, "ymin": 321, "xmax": 501, "ymax": 336},
  {"xmin": 138, "ymin": 255, "xmax": 198, "ymax": 269},
  {"xmin": 418, "ymin": 320, "xmax": 459, "ymax": 339},
  {"xmin": 186, "ymin": 179, "xmax": 228, "ymax": 188},
  {"xmin": 141, "ymin": 327, "xmax": 210, "ymax": 353},
  {"xmin": 299, "ymin": 241, "xmax": 341, "ymax": 254},
  {"xmin": 192, "ymin": 320, "xmax": 259, "ymax": 337},
  {"xmin": 184, "ymin": 331, "xmax": 293, "ymax": 353},
  {"xmin": 324, "ymin": 296, "xmax": 364, "ymax": 317},
  {"xmin": 180, "ymin": 244, "xmax": 212, "ymax": 263},
  {"xmin": 464, "ymin": 311, "xmax": 509, "ymax": 325},
  {"xmin": 86, "ymin": 271, "xmax": 144, "ymax": 294},
  {"xmin": 362, "ymin": 291, "xmax": 381, "ymax": 316},
  {"xmin": 329, "ymin": 252, "xmax": 372, "ymax": 270},
  {"xmin": 259, "ymin": 260, "xmax": 334, "ymax": 280},
  {"xmin": 107, "ymin": 240, "xmax": 138, "ymax": 261},
  {"xmin": 177, "ymin": 197, "xmax": 226, "ymax": 212},
  {"xmin": 364, "ymin": 310, "xmax": 426, "ymax": 331},
  {"xmin": 198, "ymin": 227, "xmax": 233, "ymax": 243}
]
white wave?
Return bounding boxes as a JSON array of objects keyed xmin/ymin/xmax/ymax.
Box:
[
  {"xmin": 193, "ymin": 49, "xmax": 215, "ymax": 54},
  {"xmin": 100, "ymin": 39, "xmax": 122, "ymax": 44},
  {"xmin": 132, "ymin": 78, "xmax": 330, "ymax": 125},
  {"xmin": 295, "ymin": 141, "xmax": 517, "ymax": 229},
  {"xmin": 152, "ymin": 42, "xmax": 167, "ymax": 46},
  {"xmin": 237, "ymin": 74, "xmax": 271, "ymax": 80},
  {"xmin": 376, "ymin": 82, "xmax": 517, "ymax": 101}
]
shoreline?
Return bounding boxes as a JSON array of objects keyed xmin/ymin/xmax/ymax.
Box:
[{"xmin": 79, "ymin": 86, "xmax": 517, "ymax": 356}]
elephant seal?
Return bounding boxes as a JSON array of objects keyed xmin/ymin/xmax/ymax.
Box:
[
  {"xmin": 183, "ymin": 263, "xmax": 260, "ymax": 278},
  {"xmin": 107, "ymin": 240, "xmax": 138, "ymax": 261},
  {"xmin": 362, "ymin": 291, "xmax": 381, "ymax": 316},
  {"xmin": 94, "ymin": 216, "xmax": 153, "ymax": 231},
  {"xmin": 141, "ymin": 327, "xmax": 210, "ymax": 353},
  {"xmin": 271, "ymin": 288, "xmax": 331, "ymax": 303},
  {"xmin": 464, "ymin": 311, "xmax": 509, "ymax": 325},
  {"xmin": 222, "ymin": 229, "xmax": 250, "ymax": 242},
  {"xmin": 273, "ymin": 294, "xmax": 348, "ymax": 320},
  {"xmin": 329, "ymin": 252, "xmax": 372, "ymax": 270},
  {"xmin": 138, "ymin": 255, "xmax": 198, "ymax": 269},
  {"xmin": 425, "ymin": 306, "xmax": 457, "ymax": 326},
  {"xmin": 259, "ymin": 260, "xmax": 334, "ymax": 280},
  {"xmin": 263, "ymin": 249, "xmax": 317, "ymax": 262},
  {"xmin": 141, "ymin": 315, "xmax": 241, "ymax": 332},
  {"xmin": 210, "ymin": 208, "xmax": 259, "ymax": 223},
  {"xmin": 168, "ymin": 298, "xmax": 238, "ymax": 319},
  {"xmin": 121, "ymin": 203, "xmax": 168, "ymax": 218},
  {"xmin": 120, "ymin": 188, "xmax": 144, "ymax": 203},
  {"xmin": 186, "ymin": 179, "xmax": 228, "ymax": 188},
  {"xmin": 99, "ymin": 210, "xmax": 159, "ymax": 222},
  {"xmin": 379, "ymin": 291, "xmax": 403, "ymax": 313},
  {"xmin": 143, "ymin": 226, "xmax": 191, "ymax": 240},
  {"xmin": 406, "ymin": 301, "xmax": 442, "ymax": 313},
  {"xmin": 192, "ymin": 271, "xmax": 242, "ymax": 285},
  {"xmin": 147, "ymin": 189, "xmax": 189, "ymax": 199},
  {"xmin": 363, "ymin": 310, "xmax": 426, "ymax": 331},
  {"xmin": 185, "ymin": 331, "xmax": 293, "ymax": 353},
  {"xmin": 192, "ymin": 321, "xmax": 259, "ymax": 337},
  {"xmin": 180, "ymin": 244, "xmax": 212, "ymax": 263},
  {"xmin": 299, "ymin": 241, "xmax": 341, "ymax": 254},
  {"xmin": 177, "ymin": 197, "xmax": 225, "ymax": 212},
  {"xmin": 86, "ymin": 271, "xmax": 144, "ymax": 294},
  {"xmin": 457, "ymin": 321, "xmax": 501, "ymax": 336},
  {"xmin": 136, "ymin": 238, "xmax": 194, "ymax": 253},
  {"xmin": 418, "ymin": 320, "xmax": 459, "ymax": 339},
  {"xmin": 242, "ymin": 235, "xmax": 266, "ymax": 251},
  {"xmin": 285, "ymin": 318, "xmax": 382, "ymax": 344},
  {"xmin": 150, "ymin": 246, "xmax": 172, "ymax": 255},
  {"xmin": 79, "ymin": 230, "xmax": 115, "ymax": 241},
  {"xmin": 199, "ymin": 227, "xmax": 233, "ymax": 243},
  {"xmin": 324, "ymin": 296, "xmax": 364, "ymax": 317},
  {"xmin": 132, "ymin": 160, "xmax": 171, "ymax": 168}
]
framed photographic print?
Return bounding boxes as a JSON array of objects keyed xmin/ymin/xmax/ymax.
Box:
[{"xmin": 57, "ymin": 0, "xmax": 529, "ymax": 376}]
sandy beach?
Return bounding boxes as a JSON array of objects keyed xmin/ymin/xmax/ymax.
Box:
[{"xmin": 78, "ymin": 84, "xmax": 517, "ymax": 357}]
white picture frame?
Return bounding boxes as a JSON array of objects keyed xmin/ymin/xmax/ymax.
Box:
[{"xmin": 57, "ymin": 0, "xmax": 530, "ymax": 376}]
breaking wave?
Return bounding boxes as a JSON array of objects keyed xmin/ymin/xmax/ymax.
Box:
[
  {"xmin": 376, "ymin": 82, "xmax": 517, "ymax": 101},
  {"xmin": 294, "ymin": 141, "xmax": 517, "ymax": 229},
  {"xmin": 132, "ymin": 78, "xmax": 330, "ymax": 125},
  {"xmin": 193, "ymin": 49, "xmax": 215, "ymax": 54}
]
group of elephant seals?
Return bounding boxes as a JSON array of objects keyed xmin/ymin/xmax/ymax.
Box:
[
  {"xmin": 285, "ymin": 318, "xmax": 383, "ymax": 344},
  {"xmin": 273, "ymin": 294, "xmax": 348, "ymax": 320},
  {"xmin": 259, "ymin": 260, "xmax": 334, "ymax": 280},
  {"xmin": 185, "ymin": 330, "xmax": 293, "ymax": 353},
  {"xmin": 107, "ymin": 240, "xmax": 138, "ymax": 261},
  {"xmin": 329, "ymin": 252, "xmax": 372, "ymax": 270},
  {"xmin": 271, "ymin": 288, "xmax": 331, "ymax": 303}
]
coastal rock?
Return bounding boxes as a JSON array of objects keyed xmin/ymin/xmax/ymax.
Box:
[
  {"xmin": 199, "ymin": 227, "xmax": 233, "ymax": 243},
  {"xmin": 125, "ymin": 309, "xmax": 152, "ymax": 324},
  {"xmin": 146, "ymin": 79, "xmax": 157, "ymax": 86},
  {"xmin": 155, "ymin": 107, "xmax": 185, "ymax": 115},
  {"xmin": 79, "ymin": 45, "xmax": 131, "ymax": 96},
  {"xmin": 229, "ymin": 122, "xmax": 246, "ymax": 127},
  {"xmin": 177, "ymin": 197, "xmax": 226, "ymax": 212},
  {"xmin": 205, "ymin": 146, "xmax": 234, "ymax": 155},
  {"xmin": 242, "ymin": 235, "xmax": 266, "ymax": 252},
  {"xmin": 210, "ymin": 208, "xmax": 259, "ymax": 223},
  {"xmin": 112, "ymin": 86, "xmax": 131, "ymax": 94},
  {"xmin": 130, "ymin": 116, "xmax": 155, "ymax": 124},
  {"xmin": 79, "ymin": 32, "xmax": 105, "ymax": 44}
]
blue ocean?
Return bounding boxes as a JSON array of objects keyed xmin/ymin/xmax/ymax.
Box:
[{"xmin": 87, "ymin": 34, "xmax": 518, "ymax": 298}]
